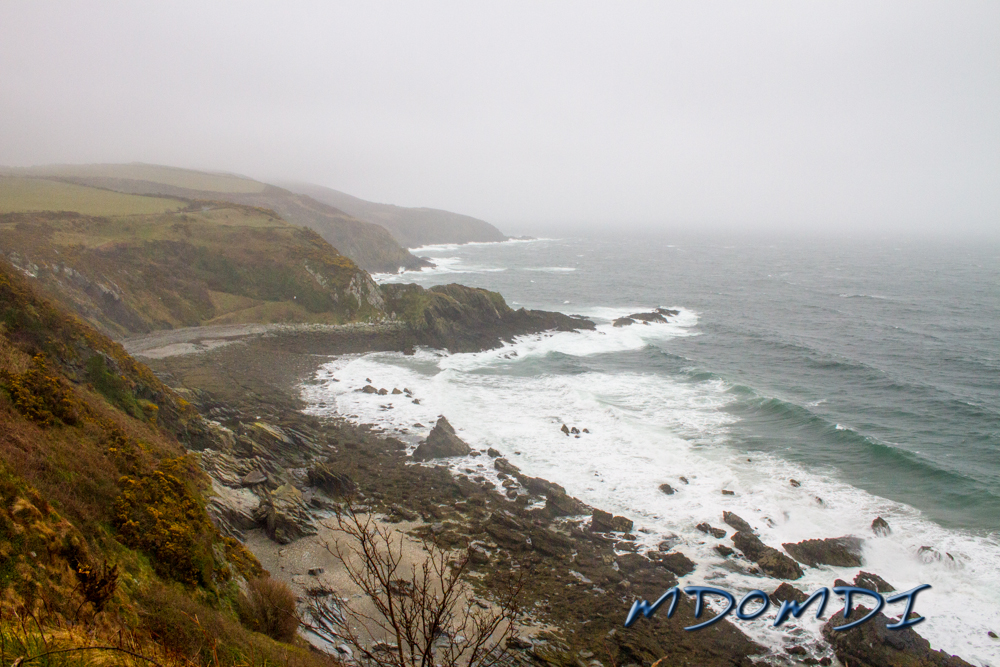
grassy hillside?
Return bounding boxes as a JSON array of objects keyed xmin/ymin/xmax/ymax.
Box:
[
  {"xmin": 0, "ymin": 176, "xmax": 184, "ymax": 216},
  {"xmin": 0, "ymin": 261, "xmax": 328, "ymax": 667},
  {"xmin": 0, "ymin": 181, "xmax": 388, "ymax": 336},
  {"xmin": 282, "ymin": 181, "xmax": 508, "ymax": 249},
  {"xmin": 10, "ymin": 164, "xmax": 425, "ymax": 273}
]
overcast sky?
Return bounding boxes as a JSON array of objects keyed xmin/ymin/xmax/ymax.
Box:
[{"xmin": 1, "ymin": 2, "xmax": 997, "ymax": 236}]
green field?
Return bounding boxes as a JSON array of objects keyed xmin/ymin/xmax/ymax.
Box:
[
  {"xmin": 19, "ymin": 162, "xmax": 267, "ymax": 193},
  {"xmin": 0, "ymin": 176, "xmax": 185, "ymax": 215}
]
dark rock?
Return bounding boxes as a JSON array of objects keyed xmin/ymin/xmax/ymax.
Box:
[
  {"xmin": 696, "ymin": 522, "xmax": 726, "ymax": 539},
  {"xmin": 582, "ymin": 428, "xmax": 589, "ymax": 433},
  {"xmin": 782, "ymin": 536, "xmax": 864, "ymax": 567},
  {"xmin": 627, "ymin": 311, "xmax": 668, "ymax": 323},
  {"xmin": 253, "ymin": 484, "xmax": 318, "ymax": 544},
  {"xmin": 612, "ymin": 317, "xmax": 635, "ymax": 327},
  {"xmin": 733, "ymin": 531, "xmax": 804, "ymax": 580},
  {"xmin": 377, "ymin": 388, "xmax": 388, "ymax": 395},
  {"xmin": 360, "ymin": 385, "xmax": 378, "ymax": 394},
  {"xmin": 529, "ymin": 527, "xmax": 574, "ymax": 557},
  {"xmin": 308, "ymin": 567, "xmax": 324, "ymax": 576},
  {"xmin": 389, "ymin": 504, "xmax": 419, "ymax": 521},
  {"xmin": 833, "ymin": 578, "xmax": 852, "ymax": 588},
  {"xmin": 485, "ymin": 523, "xmax": 529, "ymax": 550},
  {"xmin": 785, "ymin": 645, "xmax": 807, "ymax": 656},
  {"xmin": 651, "ymin": 551, "xmax": 696, "ymax": 576},
  {"xmin": 872, "ymin": 516, "xmax": 892, "ymax": 536},
  {"xmin": 721, "ymin": 489, "xmax": 735, "ymax": 495},
  {"xmin": 722, "ymin": 511, "xmax": 754, "ymax": 534},
  {"xmin": 507, "ymin": 637, "xmax": 532, "ymax": 650},
  {"xmin": 655, "ymin": 307, "xmax": 680, "ymax": 317},
  {"xmin": 855, "ymin": 571, "xmax": 894, "ymax": 593},
  {"xmin": 714, "ymin": 545, "xmax": 734, "ymax": 558},
  {"xmin": 570, "ymin": 426, "xmax": 580, "ymax": 434},
  {"xmin": 560, "ymin": 424, "xmax": 570, "ymax": 435},
  {"xmin": 241, "ymin": 470, "xmax": 267, "ymax": 487},
  {"xmin": 412, "ymin": 416, "xmax": 472, "ymax": 461},
  {"xmin": 487, "ymin": 447, "xmax": 501, "ymax": 458},
  {"xmin": 678, "ymin": 476, "xmax": 688, "ymax": 484},
  {"xmin": 391, "ymin": 388, "xmax": 402, "ymax": 394},
  {"xmin": 988, "ymin": 631, "xmax": 997, "ymax": 639},
  {"xmin": 658, "ymin": 483, "xmax": 675, "ymax": 495},
  {"xmin": 590, "ymin": 509, "xmax": 633, "ymax": 533},
  {"xmin": 656, "ymin": 535, "xmax": 681, "ymax": 551},
  {"xmin": 790, "ymin": 479, "xmax": 801, "ymax": 487},
  {"xmin": 545, "ymin": 490, "xmax": 590, "ymax": 517},
  {"xmin": 494, "ymin": 458, "xmax": 520, "ymax": 475},
  {"xmin": 822, "ymin": 605, "xmax": 975, "ymax": 667},
  {"xmin": 770, "ymin": 582, "xmax": 808, "ymax": 605},
  {"xmin": 306, "ymin": 462, "xmax": 356, "ymax": 497}
]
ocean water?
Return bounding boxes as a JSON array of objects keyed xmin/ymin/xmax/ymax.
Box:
[{"xmin": 300, "ymin": 234, "xmax": 1000, "ymax": 664}]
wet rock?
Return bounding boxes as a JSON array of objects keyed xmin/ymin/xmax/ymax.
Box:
[
  {"xmin": 545, "ymin": 489, "xmax": 590, "ymax": 517},
  {"xmin": 722, "ymin": 511, "xmax": 754, "ymax": 534},
  {"xmin": 487, "ymin": 447, "xmax": 501, "ymax": 458},
  {"xmin": 377, "ymin": 388, "xmax": 388, "ymax": 395},
  {"xmin": 590, "ymin": 509, "xmax": 633, "ymax": 533},
  {"xmin": 721, "ymin": 489, "xmax": 735, "ymax": 496},
  {"xmin": 678, "ymin": 476, "xmax": 688, "ymax": 484},
  {"xmin": 696, "ymin": 522, "xmax": 727, "ymax": 539},
  {"xmin": 412, "ymin": 416, "xmax": 472, "ymax": 461},
  {"xmin": 570, "ymin": 426, "xmax": 580, "ymax": 434},
  {"xmin": 916, "ymin": 546, "xmax": 961, "ymax": 568},
  {"xmin": 790, "ymin": 479, "xmax": 801, "ymax": 487},
  {"xmin": 782, "ymin": 536, "xmax": 864, "ymax": 567},
  {"xmin": 361, "ymin": 385, "xmax": 378, "ymax": 394},
  {"xmin": 988, "ymin": 631, "xmax": 997, "ymax": 639},
  {"xmin": 253, "ymin": 483, "xmax": 318, "ymax": 544},
  {"xmin": 494, "ymin": 458, "xmax": 520, "ymax": 475},
  {"xmin": 391, "ymin": 388, "xmax": 402, "ymax": 394},
  {"xmin": 650, "ymin": 551, "xmax": 696, "ymax": 576},
  {"xmin": 612, "ymin": 317, "xmax": 635, "ymax": 327},
  {"xmin": 770, "ymin": 582, "xmax": 808, "ymax": 605},
  {"xmin": 561, "ymin": 424, "xmax": 570, "ymax": 435},
  {"xmin": 785, "ymin": 645, "xmax": 807, "ymax": 656},
  {"xmin": 306, "ymin": 462, "xmax": 356, "ymax": 497},
  {"xmin": 714, "ymin": 545, "xmax": 734, "ymax": 558},
  {"xmin": 822, "ymin": 605, "xmax": 975, "ymax": 667},
  {"xmin": 485, "ymin": 523, "xmax": 529, "ymax": 550},
  {"xmin": 655, "ymin": 307, "xmax": 680, "ymax": 317},
  {"xmin": 656, "ymin": 535, "xmax": 681, "ymax": 551},
  {"xmin": 854, "ymin": 571, "xmax": 894, "ymax": 593},
  {"xmin": 529, "ymin": 527, "xmax": 574, "ymax": 557},
  {"xmin": 733, "ymin": 531, "xmax": 804, "ymax": 580},
  {"xmin": 627, "ymin": 311, "xmax": 668, "ymax": 323},
  {"xmin": 658, "ymin": 483, "xmax": 675, "ymax": 495},
  {"xmin": 872, "ymin": 516, "xmax": 892, "ymax": 536},
  {"xmin": 389, "ymin": 504, "xmax": 419, "ymax": 521}
]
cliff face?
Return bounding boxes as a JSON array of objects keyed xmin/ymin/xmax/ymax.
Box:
[{"xmin": 280, "ymin": 181, "xmax": 508, "ymax": 249}]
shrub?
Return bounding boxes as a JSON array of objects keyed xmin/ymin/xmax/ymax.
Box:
[
  {"xmin": 1, "ymin": 353, "xmax": 80, "ymax": 426},
  {"xmin": 236, "ymin": 576, "xmax": 299, "ymax": 642}
]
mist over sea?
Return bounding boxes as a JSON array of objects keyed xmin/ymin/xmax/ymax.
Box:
[{"xmin": 302, "ymin": 234, "xmax": 1000, "ymax": 663}]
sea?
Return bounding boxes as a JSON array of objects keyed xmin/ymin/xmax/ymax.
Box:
[{"xmin": 299, "ymin": 233, "xmax": 1000, "ymax": 664}]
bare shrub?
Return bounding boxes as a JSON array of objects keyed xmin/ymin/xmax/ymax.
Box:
[
  {"xmin": 303, "ymin": 508, "xmax": 523, "ymax": 667},
  {"xmin": 236, "ymin": 576, "xmax": 300, "ymax": 642}
]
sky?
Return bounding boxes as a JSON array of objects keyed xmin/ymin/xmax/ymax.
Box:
[{"xmin": 1, "ymin": 2, "xmax": 998, "ymax": 237}]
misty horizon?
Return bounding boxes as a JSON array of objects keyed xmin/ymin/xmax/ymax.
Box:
[{"xmin": 1, "ymin": 2, "xmax": 997, "ymax": 238}]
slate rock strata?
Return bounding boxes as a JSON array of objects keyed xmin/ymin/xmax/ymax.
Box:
[{"xmin": 783, "ymin": 536, "xmax": 865, "ymax": 568}]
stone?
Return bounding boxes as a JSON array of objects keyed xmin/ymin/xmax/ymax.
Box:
[
  {"xmin": 733, "ymin": 531, "xmax": 804, "ymax": 580},
  {"xmin": 854, "ymin": 571, "xmax": 894, "ymax": 593},
  {"xmin": 391, "ymin": 388, "xmax": 402, "ymax": 394},
  {"xmin": 770, "ymin": 582, "xmax": 808, "ymax": 605},
  {"xmin": 612, "ymin": 317, "xmax": 635, "ymax": 327},
  {"xmin": 658, "ymin": 483, "xmax": 675, "ymax": 495},
  {"xmin": 412, "ymin": 416, "xmax": 472, "ymax": 461},
  {"xmin": 240, "ymin": 470, "xmax": 267, "ymax": 487},
  {"xmin": 988, "ymin": 631, "xmax": 997, "ymax": 639},
  {"xmin": 308, "ymin": 567, "xmax": 324, "ymax": 576},
  {"xmin": 722, "ymin": 511, "xmax": 754, "ymax": 534},
  {"xmin": 545, "ymin": 490, "xmax": 590, "ymax": 517},
  {"xmin": 494, "ymin": 458, "xmax": 521, "ymax": 475},
  {"xmin": 306, "ymin": 462, "xmax": 356, "ymax": 497},
  {"xmin": 721, "ymin": 489, "xmax": 735, "ymax": 495},
  {"xmin": 696, "ymin": 522, "xmax": 726, "ymax": 539},
  {"xmin": 361, "ymin": 385, "xmax": 378, "ymax": 394},
  {"xmin": 785, "ymin": 646, "xmax": 807, "ymax": 656},
  {"xmin": 253, "ymin": 484, "xmax": 318, "ymax": 544},
  {"xmin": 561, "ymin": 424, "xmax": 570, "ymax": 435},
  {"xmin": 782, "ymin": 536, "xmax": 864, "ymax": 568},
  {"xmin": 822, "ymin": 606, "xmax": 975, "ymax": 667},
  {"xmin": 790, "ymin": 479, "xmax": 801, "ymax": 487},
  {"xmin": 872, "ymin": 516, "xmax": 892, "ymax": 536},
  {"xmin": 714, "ymin": 545, "xmax": 734, "ymax": 558},
  {"xmin": 377, "ymin": 388, "xmax": 388, "ymax": 395},
  {"xmin": 678, "ymin": 476, "xmax": 689, "ymax": 484},
  {"xmin": 507, "ymin": 637, "xmax": 532, "ymax": 650},
  {"xmin": 590, "ymin": 509, "xmax": 633, "ymax": 533},
  {"xmin": 487, "ymin": 447, "xmax": 501, "ymax": 458},
  {"xmin": 651, "ymin": 551, "xmax": 696, "ymax": 576}
]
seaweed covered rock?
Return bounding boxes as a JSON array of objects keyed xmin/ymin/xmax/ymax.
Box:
[
  {"xmin": 783, "ymin": 536, "xmax": 864, "ymax": 568},
  {"xmin": 412, "ymin": 416, "xmax": 472, "ymax": 461}
]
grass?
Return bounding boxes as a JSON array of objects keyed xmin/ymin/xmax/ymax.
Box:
[
  {"xmin": 12, "ymin": 163, "xmax": 267, "ymax": 194},
  {"xmin": 0, "ymin": 177, "xmax": 184, "ymax": 216}
]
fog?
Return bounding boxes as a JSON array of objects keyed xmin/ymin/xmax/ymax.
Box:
[{"xmin": 1, "ymin": 2, "xmax": 997, "ymax": 237}]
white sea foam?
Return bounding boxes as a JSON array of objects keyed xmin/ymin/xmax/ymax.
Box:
[{"xmin": 299, "ymin": 316, "xmax": 1000, "ymax": 665}]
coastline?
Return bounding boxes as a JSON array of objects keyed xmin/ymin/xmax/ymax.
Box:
[{"xmin": 133, "ymin": 326, "xmax": 981, "ymax": 667}]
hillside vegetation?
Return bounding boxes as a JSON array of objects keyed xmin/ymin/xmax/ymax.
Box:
[
  {"xmin": 0, "ymin": 261, "xmax": 329, "ymax": 666},
  {"xmin": 0, "ymin": 176, "xmax": 184, "ymax": 216},
  {"xmin": 6, "ymin": 164, "xmax": 425, "ymax": 273},
  {"xmin": 280, "ymin": 181, "xmax": 507, "ymax": 249}
]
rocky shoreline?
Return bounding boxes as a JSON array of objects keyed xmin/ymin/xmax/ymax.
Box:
[{"xmin": 133, "ymin": 324, "xmax": 978, "ymax": 667}]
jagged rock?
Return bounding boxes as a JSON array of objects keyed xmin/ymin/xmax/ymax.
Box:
[
  {"xmin": 655, "ymin": 307, "xmax": 680, "ymax": 317},
  {"xmin": 247, "ymin": 422, "xmax": 320, "ymax": 460},
  {"xmin": 855, "ymin": 571, "xmax": 894, "ymax": 593},
  {"xmin": 570, "ymin": 426, "xmax": 579, "ymax": 434},
  {"xmin": 200, "ymin": 449, "xmax": 277, "ymax": 489},
  {"xmin": 658, "ymin": 483, "xmax": 675, "ymax": 495},
  {"xmin": 822, "ymin": 605, "xmax": 974, "ymax": 667},
  {"xmin": 714, "ymin": 545, "xmax": 734, "ymax": 557},
  {"xmin": 723, "ymin": 511, "xmax": 754, "ymax": 534},
  {"xmin": 206, "ymin": 481, "xmax": 258, "ymax": 540},
  {"xmin": 529, "ymin": 527, "xmax": 574, "ymax": 557},
  {"xmin": 412, "ymin": 417, "xmax": 472, "ymax": 461},
  {"xmin": 790, "ymin": 479, "xmax": 801, "ymax": 487},
  {"xmin": 782, "ymin": 536, "xmax": 864, "ymax": 567},
  {"xmin": 361, "ymin": 385, "xmax": 378, "ymax": 394},
  {"xmin": 733, "ymin": 531, "xmax": 804, "ymax": 580},
  {"xmin": 487, "ymin": 447, "xmax": 501, "ymax": 458},
  {"xmin": 485, "ymin": 523, "xmax": 529, "ymax": 550},
  {"xmin": 306, "ymin": 462, "xmax": 356, "ymax": 497},
  {"xmin": 678, "ymin": 475, "xmax": 688, "ymax": 484},
  {"xmin": 770, "ymin": 582, "xmax": 808, "ymax": 605},
  {"xmin": 560, "ymin": 424, "xmax": 570, "ymax": 435},
  {"xmin": 377, "ymin": 388, "xmax": 388, "ymax": 395},
  {"xmin": 391, "ymin": 388, "xmax": 402, "ymax": 394},
  {"xmin": 872, "ymin": 516, "xmax": 892, "ymax": 536},
  {"xmin": 590, "ymin": 509, "xmax": 633, "ymax": 533},
  {"xmin": 612, "ymin": 317, "xmax": 635, "ymax": 327},
  {"xmin": 721, "ymin": 489, "xmax": 735, "ymax": 495},
  {"xmin": 241, "ymin": 470, "xmax": 267, "ymax": 487},
  {"xmin": 494, "ymin": 458, "xmax": 521, "ymax": 475},
  {"xmin": 650, "ymin": 551, "xmax": 696, "ymax": 576},
  {"xmin": 253, "ymin": 484, "xmax": 318, "ymax": 544},
  {"xmin": 545, "ymin": 490, "xmax": 590, "ymax": 517},
  {"xmin": 696, "ymin": 522, "xmax": 726, "ymax": 539},
  {"xmin": 627, "ymin": 311, "xmax": 668, "ymax": 323}
]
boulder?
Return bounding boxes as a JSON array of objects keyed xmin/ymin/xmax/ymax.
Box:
[
  {"xmin": 612, "ymin": 317, "xmax": 635, "ymax": 327},
  {"xmin": 487, "ymin": 447, "xmax": 501, "ymax": 458},
  {"xmin": 494, "ymin": 458, "xmax": 520, "ymax": 475},
  {"xmin": 854, "ymin": 571, "xmax": 895, "ymax": 593},
  {"xmin": 627, "ymin": 311, "xmax": 668, "ymax": 323},
  {"xmin": 782, "ymin": 536, "xmax": 864, "ymax": 567},
  {"xmin": 822, "ymin": 606, "xmax": 975, "ymax": 667},
  {"xmin": 714, "ymin": 545, "xmax": 734, "ymax": 558},
  {"xmin": 391, "ymin": 388, "xmax": 402, "ymax": 395},
  {"xmin": 529, "ymin": 527, "xmax": 574, "ymax": 557},
  {"xmin": 722, "ymin": 511, "xmax": 754, "ymax": 534},
  {"xmin": 253, "ymin": 484, "xmax": 318, "ymax": 544},
  {"xmin": 872, "ymin": 516, "xmax": 892, "ymax": 536},
  {"xmin": 696, "ymin": 522, "xmax": 726, "ymax": 539},
  {"xmin": 361, "ymin": 385, "xmax": 378, "ymax": 394},
  {"xmin": 733, "ymin": 531, "xmax": 804, "ymax": 580},
  {"xmin": 545, "ymin": 490, "xmax": 590, "ymax": 517},
  {"xmin": 651, "ymin": 551, "xmax": 696, "ymax": 576},
  {"xmin": 306, "ymin": 462, "xmax": 356, "ymax": 497},
  {"xmin": 590, "ymin": 509, "xmax": 633, "ymax": 533},
  {"xmin": 241, "ymin": 470, "xmax": 267, "ymax": 487},
  {"xmin": 769, "ymin": 582, "xmax": 808, "ymax": 605},
  {"xmin": 658, "ymin": 483, "xmax": 675, "ymax": 495},
  {"xmin": 412, "ymin": 417, "xmax": 472, "ymax": 461},
  {"xmin": 789, "ymin": 479, "xmax": 801, "ymax": 487},
  {"xmin": 560, "ymin": 424, "xmax": 570, "ymax": 435}
]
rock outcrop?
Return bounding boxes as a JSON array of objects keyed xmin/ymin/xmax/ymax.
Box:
[
  {"xmin": 722, "ymin": 511, "xmax": 754, "ymax": 534},
  {"xmin": 782, "ymin": 536, "xmax": 864, "ymax": 568},
  {"xmin": 252, "ymin": 483, "xmax": 318, "ymax": 544},
  {"xmin": 412, "ymin": 416, "xmax": 472, "ymax": 461},
  {"xmin": 732, "ymin": 531, "xmax": 804, "ymax": 580},
  {"xmin": 590, "ymin": 509, "xmax": 633, "ymax": 533},
  {"xmin": 872, "ymin": 516, "xmax": 892, "ymax": 536}
]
